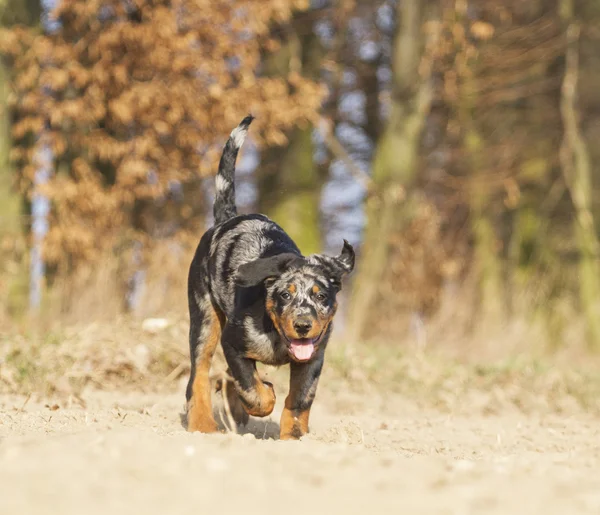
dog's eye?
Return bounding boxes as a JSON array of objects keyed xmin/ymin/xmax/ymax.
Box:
[
  {"xmin": 315, "ymin": 292, "xmax": 327, "ymax": 302},
  {"xmin": 280, "ymin": 291, "xmax": 292, "ymax": 300}
]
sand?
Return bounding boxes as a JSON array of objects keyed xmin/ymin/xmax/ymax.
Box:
[{"xmin": 1, "ymin": 384, "xmax": 599, "ymax": 515}]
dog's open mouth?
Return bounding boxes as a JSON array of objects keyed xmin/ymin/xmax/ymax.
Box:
[
  {"xmin": 289, "ymin": 338, "xmax": 315, "ymax": 361},
  {"xmin": 284, "ymin": 332, "xmax": 324, "ymax": 362}
]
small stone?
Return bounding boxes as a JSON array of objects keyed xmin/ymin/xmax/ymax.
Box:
[{"xmin": 141, "ymin": 318, "xmax": 170, "ymax": 333}]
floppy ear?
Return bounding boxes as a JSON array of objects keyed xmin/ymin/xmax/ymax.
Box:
[
  {"xmin": 335, "ymin": 239, "xmax": 355, "ymax": 275},
  {"xmin": 235, "ymin": 253, "xmax": 300, "ymax": 287}
]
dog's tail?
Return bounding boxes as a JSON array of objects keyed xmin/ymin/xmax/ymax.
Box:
[{"xmin": 213, "ymin": 115, "xmax": 254, "ymax": 225}]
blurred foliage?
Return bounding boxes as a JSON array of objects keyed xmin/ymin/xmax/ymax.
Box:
[
  {"xmin": 345, "ymin": 0, "xmax": 600, "ymax": 346},
  {"xmin": 0, "ymin": 0, "xmax": 324, "ymax": 267},
  {"xmin": 1, "ymin": 0, "xmax": 600, "ymax": 350}
]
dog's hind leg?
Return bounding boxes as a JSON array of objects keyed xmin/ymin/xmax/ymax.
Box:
[
  {"xmin": 186, "ymin": 293, "xmax": 224, "ymax": 433},
  {"xmin": 215, "ymin": 368, "xmax": 250, "ymax": 428}
]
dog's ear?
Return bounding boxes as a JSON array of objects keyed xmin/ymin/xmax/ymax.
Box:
[
  {"xmin": 326, "ymin": 240, "xmax": 355, "ymax": 290},
  {"xmin": 335, "ymin": 239, "xmax": 355, "ymax": 275},
  {"xmin": 235, "ymin": 253, "xmax": 300, "ymax": 287}
]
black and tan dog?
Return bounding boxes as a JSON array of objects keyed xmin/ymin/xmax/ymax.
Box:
[{"xmin": 185, "ymin": 115, "xmax": 354, "ymax": 440}]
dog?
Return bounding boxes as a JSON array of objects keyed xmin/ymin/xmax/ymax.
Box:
[{"xmin": 185, "ymin": 115, "xmax": 355, "ymax": 440}]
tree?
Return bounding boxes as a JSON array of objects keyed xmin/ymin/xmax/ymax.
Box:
[
  {"xmin": 559, "ymin": 0, "xmax": 600, "ymax": 348},
  {"xmin": 0, "ymin": 0, "xmax": 324, "ymax": 269},
  {"xmin": 0, "ymin": 0, "xmax": 41, "ymax": 317},
  {"xmin": 257, "ymin": 9, "xmax": 325, "ymax": 255},
  {"xmin": 0, "ymin": 0, "xmax": 41, "ymax": 238},
  {"xmin": 346, "ymin": 0, "xmax": 440, "ymax": 341}
]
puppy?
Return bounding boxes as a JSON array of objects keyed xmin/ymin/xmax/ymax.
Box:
[{"xmin": 185, "ymin": 115, "xmax": 354, "ymax": 440}]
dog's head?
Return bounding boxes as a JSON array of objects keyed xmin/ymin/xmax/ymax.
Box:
[{"xmin": 235, "ymin": 240, "xmax": 355, "ymax": 362}]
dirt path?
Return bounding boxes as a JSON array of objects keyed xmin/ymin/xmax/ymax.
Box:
[{"xmin": 1, "ymin": 387, "xmax": 599, "ymax": 514}]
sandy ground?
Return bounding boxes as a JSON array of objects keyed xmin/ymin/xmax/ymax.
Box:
[{"xmin": 1, "ymin": 384, "xmax": 600, "ymax": 515}]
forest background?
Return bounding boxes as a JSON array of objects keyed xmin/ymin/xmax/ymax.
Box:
[{"xmin": 2, "ymin": 0, "xmax": 600, "ymax": 394}]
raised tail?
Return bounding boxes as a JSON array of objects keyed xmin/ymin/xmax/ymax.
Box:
[{"xmin": 213, "ymin": 115, "xmax": 254, "ymax": 225}]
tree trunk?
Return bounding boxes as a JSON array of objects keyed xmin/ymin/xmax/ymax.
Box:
[
  {"xmin": 260, "ymin": 125, "xmax": 321, "ymax": 254},
  {"xmin": 559, "ymin": 0, "xmax": 600, "ymax": 348},
  {"xmin": 0, "ymin": 61, "xmax": 19, "ymax": 237},
  {"xmin": 449, "ymin": 2, "xmax": 505, "ymax": 321},
  {"xmin": 258, "ymin": 16, "xmax": 323, "ymax": 255},
  {"xmin": 0, "ymin": 0, "xmax": 42, "ymax": 317},
  {"xmin": 346, "ymin": 0, "xmax": 438, "ymax": 341},
  {"xmin": 0, "ymin": 0, "xmax": 42, "ymax": 238},
  {"xmin": 465, "ymin": 126, "xmax": 504, "ymax": 320}
]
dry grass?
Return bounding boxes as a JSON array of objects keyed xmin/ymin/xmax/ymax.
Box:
[
  {"xmin": 2, "ymin": 242, "xmax": 600, "ymax": 417},
  {"xmin": 325, "ymin": 342, "xmax": 600, "ymax": 416},
  {"xmin": 0, "ymin": 316, "xmax": 189, "ymax": 395},
  {"xmin": 2, "ymin": 313, "xmax": 600, "ymax": 418},
  {"xmin": 44, "ymin": 242, "xmax": 190, "ymax": 324},
  {"xmin": 0, "ymin": 238, "xmax": 191, "ymax": 327}
]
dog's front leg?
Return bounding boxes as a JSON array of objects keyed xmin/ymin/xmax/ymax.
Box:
[
  {"xmin": 222, "ymin": 327, "xmax": 276, "ymax": 418},
  {"xmin": 280, "ymin": 355, "xmax": 324, "ymax": 440}
]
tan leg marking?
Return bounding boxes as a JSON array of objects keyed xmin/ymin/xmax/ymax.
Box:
[
  {"xmin": 187, "ymin": 306, "xmax": 223, "ymax": 433},
  {"xmin": 279, "ymin": 395, "xmax": 310, "ymax": 440}
]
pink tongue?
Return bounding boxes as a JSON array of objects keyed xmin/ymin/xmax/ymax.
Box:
[{"xmin": 290, "ymin": 339, "xmax": 315, "ymax": 361}]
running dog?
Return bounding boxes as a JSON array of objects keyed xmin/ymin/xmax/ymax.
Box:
[{"xmin": 185, "ymin": 115, "xmax": 355, "ymax": 440}]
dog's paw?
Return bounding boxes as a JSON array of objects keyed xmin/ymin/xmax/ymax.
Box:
[
  {"xmin": 187, "ymin": 415, "xmax": 219, "ymax": 433},
  {"xmin": 243, "ymin": 380, "xmax": 276, "ymax": 418}
]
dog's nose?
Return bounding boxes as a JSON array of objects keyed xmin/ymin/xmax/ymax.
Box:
[{"xmin": 293, "ymin": 319, "xmax": 312, "ymax": 336}]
